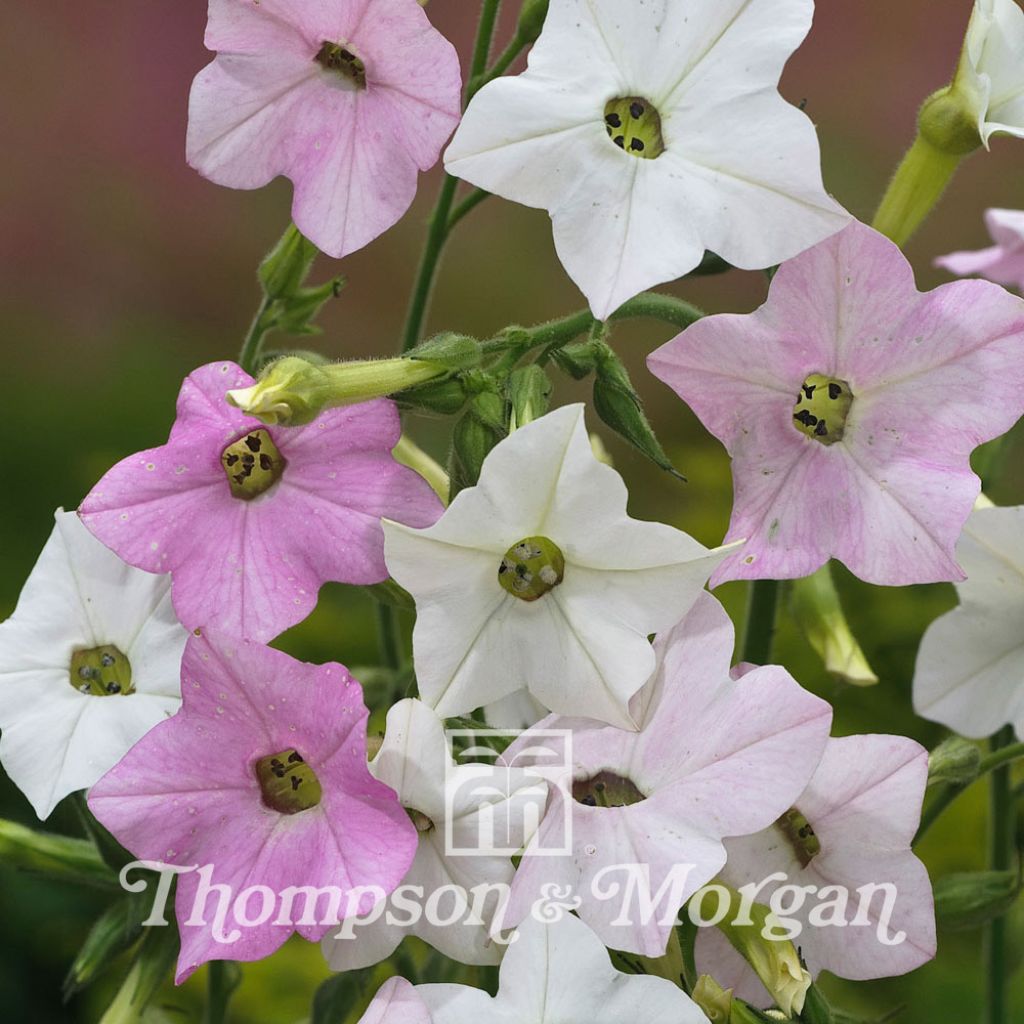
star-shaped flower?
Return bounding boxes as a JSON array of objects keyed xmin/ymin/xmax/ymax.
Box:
[
  {"xmin": 89, "ymin": 631, "xmax": 416, "ymax": 981},
  {"xmin": 956, "ymin": 0, "xmax": 1024, "ymax": 146},
  {"xmin": 445, "ymin": 0, "xmax": 848, "ymax": 318},
  {"xmin": 187, "ymin": 0, "xmax": 462, "ymax": 258},
  {"xmin": 80, "ymin": 361, "xmax": 443, "ymax": 642},
  {"xmin": 914, "ymin": 502, "xmax": 1024, "ymax": 740},
  {"xmin": 648, "ymin": 220, "xmax": 1024, "ymax": 586},
  {"xmin": 0, "ymin": 511, "xmax": 185, "ymax": 820},
  {"xmin": 937, "ymin": 208, "xmax": 1024, "ymax": 291},
  {"xmin": 695, "ymin": 734, "xmax": 935, "ymax": 999},
  {"xmin": 383, "ymin": 404, "xmax": 730, "ymax": 730},
  {"xmin": 323, "ymin": 698, "xmax": 546, "ymax": 970},
  {"xmin": 355, "ymin": 914, "xmax": 708, "ymax": 1024},
  {"xmin": 503, "ymin": 593, "xmax": 833, "ymax": 957}
]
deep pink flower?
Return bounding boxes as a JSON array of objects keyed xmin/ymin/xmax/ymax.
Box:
[
  {"xmin": 648, "ymin": 220, "xmax": 1024, "ymax": 586},
  {"xmin": 695, "ymin": 734, "xmax": 935, "ymax": 997},
  {"xmin": 936, "ymin": 208, "xmax": 1024, "ymax": 292},
  {"xmin": 79, "ymin": 361, "xmax": 442, "ymax": 642},
  {"xmin": 89, "ymin": 631, "xmax": 416, "ymax": 982},
  {"xmin": 187, "ymin": 0, "xmax": 462, "ymax": 258}
]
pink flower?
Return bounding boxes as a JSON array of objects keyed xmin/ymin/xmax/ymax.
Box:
[
  {"xmin": 695, "ymin": 734, "xmax": 936, "ymax": 999},
  {"xmin": 936, "ymin": 208, "xmax": 1024, "ymax": 292},
  {"xmin": 648, "ymin": 220, "xmax": 1024, "ymax": 586},
  {"xmin": 79, "ymin": 361, "xmax": 442, "ymax": 642},
  {"xmin": 503, "ymin": 593, "xmax": 832, "ymax": 957},
  {"xmin": 88, "ymin": 631, "xmax": 416, "ymax": 982},
  {"xmin": 187, "ymin": 0, "xmax": 462, "ymax": 258}
]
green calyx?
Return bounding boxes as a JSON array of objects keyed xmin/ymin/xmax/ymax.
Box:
[
  {"xmin": 222, "ymin": 429, "xmax": 287, "ymax": 500},
  {"xmin": 775, "ymin": 807, "xmax": 821, "ymax": 868},
  {"xmin": 792, "ymin": 374, "xmax": 853, "ymax": 445},
  {"xmin": 255, "ymin": 748, "xmax": 323, "ymax": 815},
  {"xmin": 573, "ymin": 770, "xmax": 646, "ymax": 808},
  {"xmin": 315, "ymin": 41, "xmax": 366, "ymax": 89},
  {"xmin": 919, "ymin": 86, "xmax": 983, "ymax": 157},
  {"xmin": 604, "ymin": 96, "xmax": 665, "ymax": 159},
  {"xmin": 70, "ymin": 645, "xmax": 134, "ymax": 697},
  {"xmin": 498, "ymin": 536, "xmax": 565, "ymax": 601}
]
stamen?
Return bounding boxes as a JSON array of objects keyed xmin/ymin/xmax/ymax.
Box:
[
  {"xmin": 498, "ymin": 536, "xmax": 565, "ymax": 601},
  {"xmin": 407, "ymin": 807, "xmax": 435, "ymax": 833},
  {"xmin": 775, "ymin": 807, "xmax": 821, "ymax": 867},
  {"xmin": 69, "ymin": 645, "xmax": 134, "ymax": 697},
  {"xmin": 792, "ymin": 374, "xmax": 853, "ymax": 445},
  {"xmin": 255, "ymin": 748, "xmax": 323, "ymax": 815},
  {"xmin": 572, "ymin": 770, "xmax": 646, "ymax": 808},
  {"xmin": 315, "ymin": 41, "xmax": 367, "ymax": 89},
  {"xmin": 221, "ymin": 429, "xmax": 286, "ymax": 500},
  {"xmin": 604, "ymin": 96, "xmax": 665, "ymax": 160}
]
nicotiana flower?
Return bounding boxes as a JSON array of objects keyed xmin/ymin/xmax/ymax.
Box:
[
  {"xmin": 383, "ymin": 404, "xmax": 730, "ymax": 730},
  {"xmin": 695, "ymin": 734, "xmax": 936, "ymax": 1001},
  {"xmin": 89, "ymin": 631, "xmax": 416, "ymax": 982},
  {"xmin": 503, "ymin": 593, "xmax": 833, "ymax": 957},
  {"xmin": 323, "ymin": 698, "xmax": 545, "ymax": 969},
  {"xmin": 914, "ymin": 502, "xmax": 1024, "ymax": 740},
  {"xmin": 648, "ymin": 219, "xmax": 1024, "ymax": 587},
  {"xmin": 0, "ymin": 511, "xmax": 185, "ymax": 820},
  {"xmin": 187, "ymin": 0, "xmax": 461, "ymax": 258},
  {"xmin": 937, "ymin": 208, "xmax": 1024, "ymax": 291},
  {"xmin": 445, "ymin": 0, "xmax": 848, "ymax": 319},
  {"xmin": 80, "ymin": 361, "xmax": 442, "ymax": 643},
  {"xmin": 955, "ymin": 0, "xmax": 1024, "ymax": 146},
  {"xmin": 356, "ymin": 914, "xmax": 709, "ymax": 1024}
]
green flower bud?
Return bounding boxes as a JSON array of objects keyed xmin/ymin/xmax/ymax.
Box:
[
  {"xmin": 934, "ymin": 870, "xmax": 1021, "ymax": 931},
  {"xmin": 789, "ymin": 565, "xmax": 878, "ymax": 686},
  {"xmin": 918, "ymin": 86, "xmax": 983, "ymax": 157},
  {"xmin": 448, "ymin": 388, "xmax": 507, "ymax": 497},
  {"xmin": 693, "ymin": 975, "xmax": 733, "ymax": 1022},
  {"xmin": 226, "ymin": 354, "xmax": 453, "ymax": 427},
  {"xmin": 65, "ymin": 897, "xmax": 148, "ymax": 999},
  {"xmin": 927, "ymin": 736, "xmax": 982, "ymax": 788},
  {"xmin": 509, "ymin": 364, "xmax": 553, "ymax": 430},
  {"xmin": 396, "ymin": 376, "xmax": 472, "ymax": 416},
  {"xmin": 0, "ymin": 819, "xmax": 116, "ymax": 889},
  {"xmin": 258, "ymin": 224, "xmax": 318, "ymax": 299},
  {"xmin": 518, "ymin": 0, "xmax": 550, "ymax": 43},
  {"xmin": 98, "ymin": 925, "xmax": 187, "ymax": 1024}
]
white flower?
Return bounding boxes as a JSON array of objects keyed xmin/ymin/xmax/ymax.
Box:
[
  {"xmin": 383, "ymin": 405, "xmax": 731, "ymax": 730},
  {"xmin": 445, "ymin": 0, "xmax": 849, "ymax": 319},
  {"xmin": 914, "ymin": 502, "xmax": 1024, "ymax": 740},
  {"xmin": 323, "ymin": 699, "xmax": 544, "ymax": 969},
  {"xmin": 355, "ymin": 914, "xmax": 708, "ymax": 1024},
  {"xmin": 958, "ymin": 0, "xmax": 1024, "ymax": 146},
  {"xmin": 0, "ymin": 511, "xmax": 186, "ymax": 819}
]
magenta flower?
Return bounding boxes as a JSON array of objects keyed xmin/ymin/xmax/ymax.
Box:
[
  {"xmin": 187, "ymin": 0, "xmax": 462, "ymax": 258},
  {"xmin": 648, "ymin": 220, "xmax": 1024, "ymax": 586},
  {"xmin": 503, "ymin": 594, "xmax": 832, "ymax": 957},
  {"xmin": 89, "ymin": 631, "xmax": 416, "ymax": 982},
  {"xmin": 79, "ymin": 361, "xmax": 442, "ymax": 642},
  {"xmin": 695, "ymin": 734, "xmax": 935, "ymax": 997},
  {"xmin": 936, "ymin": 208, "xmax": 1024, "ymax": 292}
]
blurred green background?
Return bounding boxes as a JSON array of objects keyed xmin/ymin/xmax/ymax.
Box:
[{"xmin": 2, "ymin": 1, "xmax": 1023, "ymax": 1021}]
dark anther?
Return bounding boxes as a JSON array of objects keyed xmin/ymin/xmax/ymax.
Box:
[
  {"xmin": 259, "ymin": 454, "xmax": 272, "ymax": 471},
  {"xmin": 802, "ymin": 384, "xmax": 816, "ymax": 399},
  {"xmin": 794, "ymin": 410, "xmax": 818, "ymax": 427},
  {"xmin": 605, "ymin": 112, "xmax": 622, "ymax": 128},
  {"xmin": 614, "ymin": 135, "xmax": 626, "ymax": 148},
  {"xmin": 828, "ymin": 383, "xmax": 843, "ymax": 400},
  {"xmin": 287, "ymin": 751, "xmax": 304, "ymax": 764},
  {"xmin": 630, "ymin": 138, "xmax": 645, "ymax": 152},
  {"xmin": 630, "ymin": 101, "xmax": 644, "ymax": 118},
  {"xmin": 105, "ymin": 682, "xmax": 121, "ymax": 694},
  {"xmin": 581, "ymin": 795, "xmax": 597, "ymax": 806},
  {"xmin": 241, "ymin": 453, "xmax": 255, "ymax": 465},
  {"xmin": 291, "ymin": 776, "xmax": 303, "ymax": 790},
  {"xmin": 101, "ymin": 653, "xmax": 115, "ymax": 666},
  {"xmin": 245, "ymin": 434, "xmax": 262, "ymax": 452},
  {"xmin": 225, "ymin": 454, "xmax": 239, "ymax": 466},
  {"xmin": 815, "ymin": 421, "xmax": 829, "ymax": 436}
]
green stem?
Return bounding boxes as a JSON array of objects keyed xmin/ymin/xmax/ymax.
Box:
[
  {"xmin": 872, "ymin": 134, "xmax": 963, "ymax": 247},
  {"xmin": 984, "ymin": 726, "xmax": 1017, "ymax": 1024},
  {"xmin": 376, "ymin": 602, "xmax": 403, "ymax": 672},
  {"xmin": 239, "ymin": 296, "xmax": 274, "ymax": 376},
  {"xmin": 202, "ymin": 960, "xmax": 238, "ymax": 1024},
  {"xmin": 470, "ymin": 29, "xmax": 527, "ymax": 93},
  {"xmin": 609, "ymin": 292, "xmax": 704, "ymax": 330},
  {"xmin": 740, "ymin": 579, "xmax": 781, "ymax": 665},
  {"xmin": 916, "ymin": 741, "xmax": 1024, "ymax": 842},
  {"xmin": 447, "ymin": 188, "xmax": 492, "ymax": 232}
]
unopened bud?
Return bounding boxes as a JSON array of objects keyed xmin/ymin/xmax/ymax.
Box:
[
  {"xmin": 918, "ymin": 86, "xmax": 983, "ymax": 157},
  {"xmin": 927, "ymin": 736, "xmax": 981, "ymax": 788},
  {"xmin": 65, "ymin": 898, "xmax": 146, "ymax": 999},
  {"xmin": 693, "ymin": 975, "xmax": 732, "ymax": 1022},
  {"xmin": 934, "ymin": 870, "xmax": 1021, "ymax": 931},
  {"xmin": 0, "ymin": 819, "xmax": 116, "ymax": 888},
  {"xmin": 518, "ymin": 0, "xmax": 550, "ymax": 43},
  {"xmin": 509, "ymin": 364, "xmax": 553, "ymax": 431},
  {"xmin": 448, "ymin": 389, "xmax": 507, "ymax": 497},
  {"xmin": 258, "ymin": 223, "xmax": 318, "ymax": 299}
]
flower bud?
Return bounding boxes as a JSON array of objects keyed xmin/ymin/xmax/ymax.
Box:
[
  {"xmin": 518, "ymin": 0, "xmax": 550, "ymax": 43},
  {"xmin": 927, "ymin": 735, "xmax": 982, "ymax": 788},
  {"xmin": 65, "ymin": 898, "xmax": 146, "ymax": 999},
  {"xmin": 789, "ymin": 565, "xmax": 878, "ymax": 686},
  {"xmin": 258, "ymin": 223, "xmax": 318, "ymax": 299},
  {"xmin": 448, "ymin": 388, "xmax": 508, "ymax": 497},
  {"xmin": 509, "ymin": 364, "xmax": 553, "ymax": 430},
  {"xmin": 693, "ymin": 975, "xmax": 733, "ymax": 1022},
  {"xmin": 934, "ymin": 870, "xmax": 1021, "ymax": 931},
  {"xmin": 918, "ymin": 87, "xmax": 983, "ymax": 157}
]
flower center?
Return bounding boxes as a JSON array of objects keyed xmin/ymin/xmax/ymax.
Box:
[
  {"xmin": 70, "ymin": 645, "xmax": 134, "ymax": 697},
  {"xmin": 774, "ymin": 807, "xmax": 821, "ymax": 867},
  {"xmin": 407, "ymin": 807, "xmax": 435, "ymax": 833},
  {"xmin": 222, "ymin": 429, "xmax": 286, "ymax": 500},
  {"xmin": 315, "ymin": 41, "xmax": 367, "ymax": 89},
  {"xmin": 792, "ymin": 374, "xmax": 853, "ymax": 445},
  {"xmin": 498, "ymin": 536, "xmax": 565, "ymax": 601},
  {"xmin": 604, "ymin": 97, "xmax": 665, "ymax": 159},
  {"xmin": 255, "ymin": 748, "xmax": 322, "ymax": 815},
  {"xmin": 572, "ymin": 770, "xmax": 646, "ymax": 808}
]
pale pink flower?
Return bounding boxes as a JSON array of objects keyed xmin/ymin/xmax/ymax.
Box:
[
  {"xmin": 695, "ymin": 734, "xmax": 936, "ymax": 1000},
  {"xmin": 936, "ymin": 208, "xmax": 1024, "ymax": 291},
  {"xmin": 648, "ymin": 220, "xmax": 1024, "ymax": 586},
  {"xmin": 187, "ymin": 0, "xmax": 462, "ymax": 258},
  {"xmin": 79, "ymin": 361, "xmax": 442, "ymax": 642},
  {"xmin": 89, "ymin": 631, "xmax": 416, "ymax": 981}
]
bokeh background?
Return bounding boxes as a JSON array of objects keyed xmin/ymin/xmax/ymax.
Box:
[{"xmin": 2, "ymin": 1, "xmax": 1023, "ymax": 1021}]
